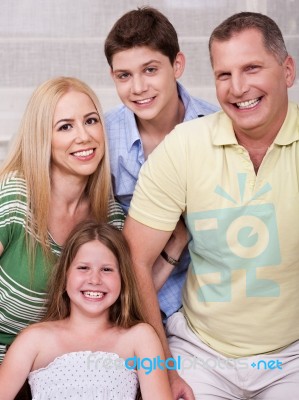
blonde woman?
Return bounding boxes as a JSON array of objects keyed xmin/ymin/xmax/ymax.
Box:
[{"xmin": 0, "ymin": 77, "xmax": 124, "ymax": 397}]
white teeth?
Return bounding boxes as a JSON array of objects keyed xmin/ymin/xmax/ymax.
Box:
[
  {"xmin": 236, "ymin": 98, "xmax": 260, "ymax": 109},
  {"xmin": 135, "ymin": 98, "xmax": 153, "ymax": 104},
  {"xmin": 73, "ymin": 149, "xmax": 94, "ymax": 157},
  {"xmin": 83, "ymin": 291, "xmax": 104, "ymax": 299}
]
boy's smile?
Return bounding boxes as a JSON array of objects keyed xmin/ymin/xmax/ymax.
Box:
[{"xmin": 110, "ymin": 46, "xmax": 184, "ymax": 124}]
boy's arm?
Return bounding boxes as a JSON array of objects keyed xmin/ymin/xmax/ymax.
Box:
[
  {"xmin": 0, "ymin": 328, "xmax": 39, "ymax": 400},
  {"xmin": 123, "ymin": 216, "xmax": 195, "ymax": 400}
]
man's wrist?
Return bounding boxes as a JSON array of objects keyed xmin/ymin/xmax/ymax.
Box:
[{"xmin": 161, "ymin": 250, "xmax": 180, "ymax": 265}]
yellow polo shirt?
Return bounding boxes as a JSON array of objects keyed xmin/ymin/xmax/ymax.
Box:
[{"xmin": 129, "ymin": 102, "xmax": 299, "ymax": 357}]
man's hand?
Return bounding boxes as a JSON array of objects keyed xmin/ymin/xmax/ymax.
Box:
[{"xmin": 169, "ymin": 370, "xmax": 196, "ymax": 400}]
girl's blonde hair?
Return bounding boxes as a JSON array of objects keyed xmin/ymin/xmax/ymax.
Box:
[
  {"xmin": 0, "ymin": 77, "xmax": 112, "ymax": 260},
  {"xmin": 44, "ymin": 221, "xmax": 144, "ymax": 327}
]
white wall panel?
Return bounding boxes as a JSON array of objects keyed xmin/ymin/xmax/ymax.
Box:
[{"xmin": 0, "ymin": 0, "xmax": 298, "ymax": 161}]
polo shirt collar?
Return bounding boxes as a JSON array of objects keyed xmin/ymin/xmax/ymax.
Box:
[
  {"xmin": 274, "ymin": 102, "xmax": 299, "ymax": 146},
  {"xmin": 212, "ymin": 102, "xmax": 299, "ymax": 147},
  {"xmin": 212, "ymin": 111, "xmax": 238, "ymax": 146}
]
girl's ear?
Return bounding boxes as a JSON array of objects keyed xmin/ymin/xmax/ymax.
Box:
[{"xmin": 173, "ymin": 52, "xmax": 186, "ymax": 79}]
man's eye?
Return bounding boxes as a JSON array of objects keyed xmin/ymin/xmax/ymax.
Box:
[
  {"xmin": 247, "ymin": 65, "xmax": 260, "ymax": 72},
  {"xmin": 217, "ymin": 73, "xmax": 230, "ymax": 81}
]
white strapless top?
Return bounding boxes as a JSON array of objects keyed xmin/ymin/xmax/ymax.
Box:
[{"xmin": 28, "ymin": 351, "xmax": 138, "ymax": 399}]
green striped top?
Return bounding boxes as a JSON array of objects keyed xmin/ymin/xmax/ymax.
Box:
[{"xmin": 0, "ymin": 172, "xmax": 125, "ymax": 362}]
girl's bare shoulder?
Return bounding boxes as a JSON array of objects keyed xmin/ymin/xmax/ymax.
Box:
[
  {"xmin": 121, "ymin": 322, "xmax": 158, "ymax": 341},
  {"xmin": 18, "ymin": 320, "xmax": 65, "ymax": 342}
]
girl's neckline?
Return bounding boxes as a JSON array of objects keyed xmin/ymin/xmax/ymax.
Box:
[{"xmin": 29, "ymin": 350, "xmax": 130, "ymax": 375}]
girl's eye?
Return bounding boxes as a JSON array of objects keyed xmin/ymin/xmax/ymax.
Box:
[
  {"xmin": 102, "ymin": 267, "xmax": 113, "ymax": 272},
  {"xmin": 58, "ymin": 123, "xmax": 72, "ymax": 131},
  {"xmin": 77, "ymin": 265, "xmax": 88, "ymax": 270},
  {"xmin": 85, "ymin": 117, "xmax": 98, "ymax": 125}
]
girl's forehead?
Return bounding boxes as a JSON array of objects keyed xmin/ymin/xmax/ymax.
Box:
[{"xmin": 68, "ymin": 240, "xmax": 119, "ymax": 267}]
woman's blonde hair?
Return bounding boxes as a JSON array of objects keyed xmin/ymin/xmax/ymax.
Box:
[
  {"xmin": 44, "ymin": 221, "xmax": 144, "ymax": 327},
  {"xmin": 0, "ymin": 77, "xmax": 112, "ymax": 259}
]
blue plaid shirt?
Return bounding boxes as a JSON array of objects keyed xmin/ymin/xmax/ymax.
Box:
[{"xmin": 105, "ymin": 82, "xmax": 219, "ymax": 318}]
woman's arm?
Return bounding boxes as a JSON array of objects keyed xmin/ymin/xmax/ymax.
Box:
[
  {"xmin": 131, "ymin": 323, "xmax": 173, "ymax": 400},
  {"xmin": 0, "ymin": 327, "xmax": 39, "ymax": 400}
]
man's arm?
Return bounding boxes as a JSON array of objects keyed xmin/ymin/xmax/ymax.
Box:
[
  {"xmin": 152, "ymin": 218, "xmax": 189, "ymax": 291},
  {"xmin": 123, "ymin": 215, "xmax": 195, "ymax": 400},
  {"xmin": 124, "ymin": 215, "xmax": 172, "ymax": 337}
]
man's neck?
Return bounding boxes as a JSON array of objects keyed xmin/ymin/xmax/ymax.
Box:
[{"xmin": 235, "ymin": 131, "xmax": 276, "ymax": 173}]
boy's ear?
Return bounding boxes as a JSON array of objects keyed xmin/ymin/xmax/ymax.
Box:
[{"xmin": 173, "ymin": 52, "xmax": 185, "ymax": 79}]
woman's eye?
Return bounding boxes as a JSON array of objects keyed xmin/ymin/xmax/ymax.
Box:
[
  {"xmin": 58, "ymin": 123, "xmax": 72, "ymax": 131},
  {"xmin": 86, "ymin": 117, "xmax": 98, "ymax": 125}
]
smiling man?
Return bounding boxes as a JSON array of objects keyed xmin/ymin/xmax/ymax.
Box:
[
  {"xmin": 104, "ymin": 6, "xmax": 218, "ymax": 323},
  {"xmin": 124, "ymin": 12, "xmax": 299, "ymax": 400}
]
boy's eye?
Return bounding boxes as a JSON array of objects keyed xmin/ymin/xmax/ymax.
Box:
[
  {"xmin": 145, "ymin": 67, "xmax": 157, "ymax": 74},
  {"xmin": 116, "ymin": 72, "xmax": 130, "ymax": 80},
  {"xmin": 58, "ymin": 123, "xmax": 72, "ymax": 131}
]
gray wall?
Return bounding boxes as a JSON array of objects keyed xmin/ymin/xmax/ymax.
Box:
[{"xmin": 0, "ymin": 0, "xmax": 298, "ymax": 161}]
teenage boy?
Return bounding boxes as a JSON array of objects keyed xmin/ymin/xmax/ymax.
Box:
[{"xmin": 104, "ymin": 6, "xmax": 218, "ymax": 320}]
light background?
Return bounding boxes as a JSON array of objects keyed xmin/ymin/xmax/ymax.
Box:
[{"xmin": 0, "ymin": 0, "xmax": 298, "ymax": 161}]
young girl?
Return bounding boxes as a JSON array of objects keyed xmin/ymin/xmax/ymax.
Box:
[{"xmin": 0, "ymin": 221, "xmax": 173, "ymax": 400}]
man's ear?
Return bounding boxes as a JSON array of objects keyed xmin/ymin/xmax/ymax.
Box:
[
  {"xmin": 173, "ymin": 52, "xmax": 186, "ymax": 79},
  {"xmin": 284, "ymin": 55, "xmax": 296, "ymax": 88}
]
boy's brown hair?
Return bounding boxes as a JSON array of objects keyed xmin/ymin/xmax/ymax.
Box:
[{"xmin": 104, "ymin": 6, "xmax": 180, "ymax": 68}]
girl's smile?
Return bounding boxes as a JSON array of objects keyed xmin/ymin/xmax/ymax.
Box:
[{"xmin": 66, "ymin": 240, "xmax": 121, "ymax": 317}]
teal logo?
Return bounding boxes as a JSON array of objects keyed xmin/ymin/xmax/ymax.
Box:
[
  {"xmin": 187, "ymin": 173, "xmax": 281, "ymax": 301},
  {"xmin": 125, "ymin": 355, "xmax": 181, "ymax": 375}
]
